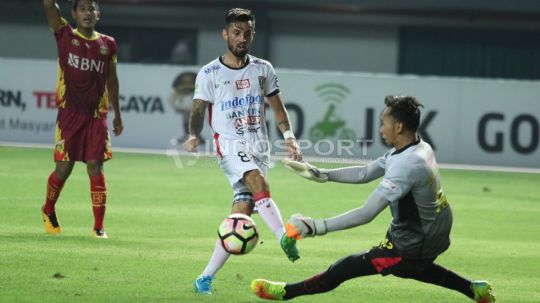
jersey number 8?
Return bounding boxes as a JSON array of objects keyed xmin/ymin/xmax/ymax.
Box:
[{"xmin": 237, "ymin": 152, "xmax": 251, "ymax": 162}]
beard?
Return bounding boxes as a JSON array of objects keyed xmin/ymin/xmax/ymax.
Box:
[{"xmin": 228, "ymin": 41, "xmax": 250, "ymax": 58}]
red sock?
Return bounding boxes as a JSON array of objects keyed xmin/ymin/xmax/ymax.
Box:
[
  {"xmin": 90, "ymin": 174, "xmax": 107, "ymax": 230},
  {"xmin": 43, "ymin": 171, "xmax": 65, "ymax": 214},
  {"xmin": 253, "ymin": 190, "xmax": 271, "ymax": 202}
]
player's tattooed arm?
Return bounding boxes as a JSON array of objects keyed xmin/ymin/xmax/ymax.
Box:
[
  {"xmin": 268, "ymin": 94, "xmax": 303, "ymax": 161},
  {"xmin": 188, "ymin": 99, "xmax": 207, "ymax": 137},
  {"xmin": 267, "ymin": 94, "xmax": 292, "ymax": 134},
  {"xmin": 183, "ymin": 99, "xmax": 208, "ymax": 152},
  {"xmin": 43, "ymin": 0, "xmax": 62, "ymax": 32},
  {"xmin": 277, "ymin": 120, "xmax": 291, "ymax": 132}
]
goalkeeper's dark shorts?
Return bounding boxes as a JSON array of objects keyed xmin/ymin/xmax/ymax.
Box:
[{"xmin": 366, "ymin": 238, "xmax": 435, "ymax": 277}]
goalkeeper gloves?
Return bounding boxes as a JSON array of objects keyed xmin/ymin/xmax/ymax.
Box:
[
  {"xmin": 286, "ymin": 214, "xmax": 327, "ymax": 239},
  {"xmin": 283, "ymin": 159, "xmax": 328, "ymax": 183}
]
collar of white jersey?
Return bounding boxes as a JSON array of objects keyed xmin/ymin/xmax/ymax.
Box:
[{"xmin": 219, "ymin": 55, "xmax": 251, "ymax": 70}]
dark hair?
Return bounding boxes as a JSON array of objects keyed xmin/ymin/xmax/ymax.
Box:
[
  {"xmin": 71, "ymin": 0, "xmax": 99, "ymax": 11},
  {"xmin": 384, "ymin": 95, "xmax": 424, "ymax": 132},
  {"xmin": 224, "ymin": 8, "xmax": 255, "ymax": 30}
]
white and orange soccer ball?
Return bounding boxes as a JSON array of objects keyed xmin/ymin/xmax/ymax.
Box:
[{"xmin": 218, "ymin": 213, "xmax": 259, "ymax": 255}]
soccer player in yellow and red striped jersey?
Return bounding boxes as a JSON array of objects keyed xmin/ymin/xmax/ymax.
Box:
[{"xmin": 42, "ymin": 0, "xmax": 123, "ymax": 239}]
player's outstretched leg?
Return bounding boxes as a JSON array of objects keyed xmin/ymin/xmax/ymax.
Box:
[
  {"xmin": 251, "ymin": 279, "xmax": 286, "ymax": 301},
  {"xmin": 194, "ymin": 274, "xmax": 214, "ymax": 295},
  {"xmin": 471, "ymin": 281, "xmax": 495, "ymax": 303},
  {"xmin": 247, "ymin": 177, "xmax": 300, "ymax": 263},
  {"xmin": 42, "ymin": 207, "xmax": 61, "ymax": 234},
  {"xmin": 280, "ymin": 235, "xmax": 300, "ymax": 262}
]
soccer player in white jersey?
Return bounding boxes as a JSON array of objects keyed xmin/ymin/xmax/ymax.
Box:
[
  {"xmin": 183, "ymin": 8, "xmax": 303, "ymax": 295},
  {"xmin": 251, "ymin": 95, "xmax": 495, "ymax": 303}
]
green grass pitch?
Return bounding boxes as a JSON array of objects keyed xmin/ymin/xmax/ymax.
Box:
[{"xmin": 0, "ymin": 146, "xmax": 539, "ymax": 302}]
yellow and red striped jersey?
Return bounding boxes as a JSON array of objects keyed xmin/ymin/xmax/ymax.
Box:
[{"xmin": 54, "ymin": 18, "xmax": 117, "ymax": 119}]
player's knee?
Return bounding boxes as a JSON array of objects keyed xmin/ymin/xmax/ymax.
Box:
[
  {"xmin": 86, "ymin": 161, "xmax": 103, "ymax": 176},
  {"xmin": 55, "ymin": 162, "xmax": 74, "ymax": 180},
  {"xmin": 231, "ymin": 201, "xmax": 253, "ymax": 215},
  {"xmin": 323, "ymin": 268, "xmax": 348, "ymax": 289},
  {"xmin": 243, "ymin": 169, "xmax": 261, "ymax": 180},
  {"xmin": 325, "ymin": 254, "xmax": 368, "ymax": 282},
  {"xmin": 54, "ymin": 169, "xmax": 69, "ymax": 181},
  {"xmin": 243, "ymin": 170, "xmax": 269, "ymax": 192}
]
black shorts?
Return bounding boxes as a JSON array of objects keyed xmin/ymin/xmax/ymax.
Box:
[{"xmin": 366, "ymin": 237, "xmax": 435, "ymax": 277}]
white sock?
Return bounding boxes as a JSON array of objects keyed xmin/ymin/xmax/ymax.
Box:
[
  {"xmin": 254, "ymin": 197, "xmax": 286, "ymax": 241},
  {"xmin": 201, "ymin": 239, "xmax": 230, "ymax": 277}
]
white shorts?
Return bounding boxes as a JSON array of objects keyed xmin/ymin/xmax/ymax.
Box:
[{"xmin": 216, "ymin": 138, "xmax": 269, "ymax": 204}]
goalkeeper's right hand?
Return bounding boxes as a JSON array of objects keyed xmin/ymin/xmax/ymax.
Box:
[
  {"xmin": 283, "ymin": 159, "xmax": 328, "ymax": 183},
  {"xmin": 286, "ymin": 214, "xmax": 327, "ymax": 239}
]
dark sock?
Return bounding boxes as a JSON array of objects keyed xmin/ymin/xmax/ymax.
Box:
[
  {"xmin": 284, "ymin": 253, "xmax": 377, "ymax": 299},
  {"xmin": 284, "ymin": 273, "xmax": 330, "ymax": 299},
  {"xmin": 412, "ymin": 263, "xmax": 474, "ymax": 299}
]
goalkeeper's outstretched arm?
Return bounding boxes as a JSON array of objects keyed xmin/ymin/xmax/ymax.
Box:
[
  {"xmin": 286, "ymin": 192, "xmax": 388, "ymax": 239},
  {"xmin": 324, "ymin": 192, "xmax": 388, "ymax": 232},
  {"xmin": 326, "ymin": 162, "xmax": 385, "ymax": 184},
  {"xmin": 283, "ymin": 159, "xmax": 385, "ymax": 184}
]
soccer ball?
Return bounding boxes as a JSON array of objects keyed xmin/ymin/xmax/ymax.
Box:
[{"xmin": 217, "ymin": 213, "xmax": 259, "ymax": 255}]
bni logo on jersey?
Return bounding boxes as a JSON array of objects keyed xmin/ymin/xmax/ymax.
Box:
[{"xmin": 67, "ymin": 52, "xmax": 105, "ymax": 73}]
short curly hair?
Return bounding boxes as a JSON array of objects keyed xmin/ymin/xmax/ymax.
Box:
[
  {"xmin": 224, "ymin": 8, "xmax": 256, "ymax": 31},
  {"xmin": 384, "ymin": 95, "xmax": 424, "ymax": 132}
]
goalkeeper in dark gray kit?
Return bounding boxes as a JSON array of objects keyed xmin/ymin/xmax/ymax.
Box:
[{"xmin": 251, "ymin": 95, "xmax": 495, "ymax": 303}]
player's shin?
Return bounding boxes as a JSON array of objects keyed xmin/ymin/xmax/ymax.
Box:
[
  {"xmin": 254, "ymin": 191, "xmax": 300, "ymax": 262},
  {"xmin": 202, "ymin": 239, "xmax": 231, "ymax": 277},
  {"xmin": 253, "ymin": 191, "xmax": 285, "ymax": 240},
  {"xmin": 195, "ymin": 237, "xmax": 231, "ymax": 294},
  {"xmin": 90, "ymin": 174, "xmax": 107, "ymax": 231},
  {"xmin": 43, "ymin": 171, "xmax": 65, "ymax": 214}
]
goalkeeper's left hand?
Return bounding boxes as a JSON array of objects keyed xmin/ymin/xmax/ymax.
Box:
[
  {"xmin": 286, "ymin": 214, "xmax": 327, "ymax": 239},
  {"xmin": 283, "ymin": 159, "xmax": 328, "ymax": 183}
]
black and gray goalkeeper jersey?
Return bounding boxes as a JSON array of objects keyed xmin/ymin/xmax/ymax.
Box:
[{"xmin": 374, "ymin": 139, "xmax": 452, "ymax": 259}]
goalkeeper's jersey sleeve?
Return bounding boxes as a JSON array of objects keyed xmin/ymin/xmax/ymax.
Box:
[{"xmin": 374, "ymin": 139, "xmax": 452, "ymax": 259}]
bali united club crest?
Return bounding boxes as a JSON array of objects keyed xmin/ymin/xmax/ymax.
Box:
[
  {"xmin": 258, "ymin": 76, "xmax": 266, "ymax": 90},
  {"xmin": 99, "ymin": 45, "xmax": 109, "ymax": 55}
]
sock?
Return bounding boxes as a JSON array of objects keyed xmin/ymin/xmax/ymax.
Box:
[
  {"xmin": 202, "ymin": 239, "xmax": 231, "ymax": 277},
  {"xmin": 285, "ymin": 272, "xmax": 329, "ymax": 299},
  {"xmin": 43, "ymin": 171, "xmax": 65, "ymax": 214},
  {"xmin": 90, "ymin": 174, "xmax": 107, "ymax": 230},
  {"xmin": 253, "ymin": 191, "xmax": 286, "ymax": 241},
  {"xmin": 285, "ymin": 252, "xmax": 378, "ymax": 299},
  {"xmin": 411, "ymin": 263, "xmax": 474, "ymax": 299}
]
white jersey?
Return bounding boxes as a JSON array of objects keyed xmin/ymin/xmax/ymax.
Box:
[{"xmin": 194, "ymin": 55, "xmax": 280, "ymax": 161}]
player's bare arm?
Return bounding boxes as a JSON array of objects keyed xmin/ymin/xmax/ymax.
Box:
[
  {"xmin": 267, "ymin": 94, "xmax": 302, "ymax": 161},
  {"xmin": 43, "ymin": 0, "xmax": 62, "ymax": 32},
  {"xmin": 107, "ymin": 60, "xmax": 123, "ymax": 136},
  {"xmin": 183, "ymin": 99, "xmax": 208, "ymax": 152}
]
